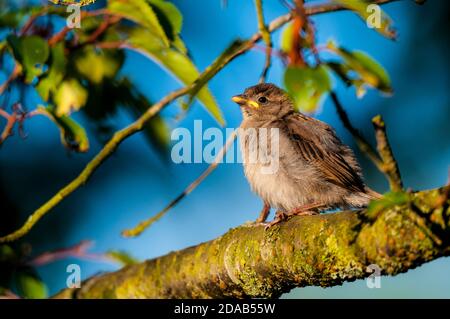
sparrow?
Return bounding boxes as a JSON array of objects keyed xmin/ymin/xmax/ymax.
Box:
[{"xmin": 232, "ymin": 83, "xmax": 381, "ymax": 227}]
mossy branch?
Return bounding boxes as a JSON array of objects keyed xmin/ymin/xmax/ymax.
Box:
[
  {"xmin": 0, "ymin": 0, "xmax": 401, "ymax": 243},
  {"xmin": 53, "ymin": 187, "xmax": 449, "ymax": 299}
]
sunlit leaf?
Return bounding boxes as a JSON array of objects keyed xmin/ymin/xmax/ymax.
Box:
[
  {"xmin": 332, "ymin": 0, "xmax": 396, "ymax": 39},
  {"xmin": 106, "ymin": 250, "xmax": 139, "ymax": 266},
  {"xmin": 126, "ymin": 27, "xmax": 224, "ymax": 125},
  {"xmin": 327, "ymin": 41, "xmax": 392, "ymax": 97},
  {"xmin": 107, "ymin": 0, "xmax": 169, "ymax": 47},
  {"xmin": 36, "ymin": 42, "xmax": 67, "ymax": 101},
  {"xmin": 185, "ymin": 40, "xmax": 247, "ymax": 125},
  {"xmin": 39, "ymin": 105, "xmax": 90, "ymax": 152},
  {"xmin": 15, "ymin": 270, "xmax": 48, "ymax": 299},
  {"xmin": 74, "ymin": 46, "xmax": 124, "ymax": 84},
  {"xmin": 284, "ymin": 65, "xmax": 331, "ymax": 112},
  {"xmin": 6, "ymin": 35, "xmax": 49, "ymax": 83},
  {"xmin": 54, "ymin": 78, "xmax": 88, "ymax": 116},
  {"xmin": 280, "ymin": 22, "xmax": 294, "ymax": 53}
]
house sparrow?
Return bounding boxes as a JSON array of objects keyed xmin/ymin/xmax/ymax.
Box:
[{"xmin": 232, "ymin": 83, "xmax": 381, "ymax": 227}]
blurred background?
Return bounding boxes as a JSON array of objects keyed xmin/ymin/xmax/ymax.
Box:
[{"xmin": 1, "ymin": 0, "xmax": 449, "ymax": 298}]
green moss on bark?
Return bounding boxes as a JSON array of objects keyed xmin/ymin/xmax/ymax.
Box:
[{"xmin": 53, "ymin": 187, "xmax": 449, "ymax": 299}]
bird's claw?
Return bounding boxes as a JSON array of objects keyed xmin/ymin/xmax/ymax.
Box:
[{"xmin": 264, "ymin": 211, "xmax": 288, "ymax": 230}]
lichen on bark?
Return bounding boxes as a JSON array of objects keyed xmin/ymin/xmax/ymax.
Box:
[{"xmin": 53, "ymin": 187, "xmax": 449, "ymax": 299}]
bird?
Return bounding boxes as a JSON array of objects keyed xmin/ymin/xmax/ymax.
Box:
[{"xmin": 231, "ymin": 83, "xmax": 381, "ymax": 227}]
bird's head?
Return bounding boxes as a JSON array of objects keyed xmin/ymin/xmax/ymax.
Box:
[{"xmin": 232, "ymin": 83, "xmax": 294, "ymax": 120}]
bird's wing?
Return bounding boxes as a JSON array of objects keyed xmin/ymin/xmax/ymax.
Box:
[{"xmin": 285, "ymin": 113, "xmax": 366, "ymax": 193}]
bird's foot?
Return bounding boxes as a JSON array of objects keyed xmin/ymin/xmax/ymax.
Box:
[
  {"xmin": 288, "ymin": 203, "xmax": 324, "ymax": 217},
  {"xmin": 264, "ymin": 211, "xmax": 288, "ymax": 230},
  {"xmin": 255, "ymin": 202, "xmax": 271, "ymax": 224}
]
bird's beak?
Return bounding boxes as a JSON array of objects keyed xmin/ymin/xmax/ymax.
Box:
[{"xmin": 231, "ymin": 95, "xmax": 260, "ymax": 109}]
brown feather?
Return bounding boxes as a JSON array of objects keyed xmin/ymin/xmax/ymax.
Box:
[{"xmin": 284, "ymin": 113, "xmax": 366, "ymax": 193}]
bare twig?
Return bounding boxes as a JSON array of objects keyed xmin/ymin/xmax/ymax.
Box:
[
  {"xmin": 84, "ymin": 17, "xmax": 121, "ymax": 44},
  {"xmin": 372, "ymin": 115, "xmax": 403, "ymax": 191},
  {"xmin": 0, "ymin": 0, "xmax": 401, "ymax": 243},
  {"xmin": 28, "ymin": 240, "xmax": 108, "ymax": 266},
  {"xmin": 255, "ymin": 0, "xmax": 273, "ymax": 83},
  {"xmin": 0, "ymin": 64, "xmax": 21, "ymax": 96},
  {"xmin": 0, "ymin": 110, "xmax": 17, "ymax": 146},
  {"xmin": 122, "ymin": 130, "xmax": 238, "ymax": 238},
  {"xmin": 0, "ymin": 106, "xmax": 46, "ymax": 147}
]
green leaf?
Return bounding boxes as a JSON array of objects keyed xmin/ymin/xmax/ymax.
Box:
[
  {"xmin": 15, "ymin": 270, "xmax": 48, "ymax": 299},
  {"xmin": 146, "ymin": 0, "xmax": 183, "ymax": 41},
  {"xmin": 284, "ymin": 65, "xmax": 331, "ymax": 112},
  {"xmin": 74, "ymin": 46, "xmax": 124, "ymax": 84},
  {"xmin": 54, "ymin": 78, "xmax": 88, "ymax": 116},
  {"xmin": 327, "ymin": 41, "xmax": 392, "ymax": 97},
  {"xmin": 40, "ymin": 106, "xmax": 90, "ymax": 152},
  {"xmin": 0, "ymin": 244, "xmax": 17, "ymax": 262},
  {"xmin": 126, "ymin": 27, "xmax": 224, "ymax": 125},
  {"xmin": 7, "ymin": 35, "xmax": 49, "ymax": 83},
  {"xmin": 107, "ymin": 0, "xmax": 169, "ymax": 47},
  {"xmin": 332, "ymin": 0, "xmax": 396, "ymax": 39},
  {"xmin": 106, "ymin": 250, "xmax": 139, "ymax": 266},
  {"xmin": 36, "ymin": 42, "xmax": 67, "ymax": 101},
  {"xmin": 0, "ymin": 6, "xmax": 44, "ymax": 29},
  {"xmin": 367, "ymin": 191, "xmax": 411, "ymax": 218},
  {"xmin": 280, "ymin": 22, "xmax": 293, "ymax": 53}
]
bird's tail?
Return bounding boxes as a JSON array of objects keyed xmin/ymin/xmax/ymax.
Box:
[{"xmin": 364, "ymin": 187, "xmax": 383, "ymax": 200}]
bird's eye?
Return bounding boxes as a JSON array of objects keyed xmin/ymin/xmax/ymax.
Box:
[{"xmin": 258, "ymin": 96, "xmax": 268, "ymax": 104}]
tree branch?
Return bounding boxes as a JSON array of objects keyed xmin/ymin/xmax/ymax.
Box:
[
  {"xmin": 254, "ymin": 0, "xmax": 272, "ymax": 83},
  {"xmin": 0, "ymin": 0, "xmax": 401, "ymax": 243},
  {"xmin": 53, "ymin": 187, "xmax": 449, "ymax": 299},
  {"xmin": 372, "ymin": 115, "xmax": 403, "ymax": 191}
]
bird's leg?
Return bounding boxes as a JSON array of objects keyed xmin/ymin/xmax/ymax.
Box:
[
  {"xmin": 264, "ymin": 210, "xmax": 288, "ymax": 229},
  {"xmin": 289, "ymin": 203, "xmax": 325, "ymax": 217},
  {"xmin": 255, "ymin": 202, "xmax": 271, "ymax": 223}
]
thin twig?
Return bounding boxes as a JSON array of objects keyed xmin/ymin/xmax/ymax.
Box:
[
  {"xmin": 330, "ymin": 91, "xmax": 384, "ymax": 170},
  {"xmin": 0, "ymin": 112, "xmax": 17, "ymax": 146},
  {"xmin": 0, "ymin": 106, "xmax": 46, "ymax": 147},
  {"xmin": 0, "ymin": 64, "xmax": 21, "ymax": 96},
  {"xmin": 255, "ymin": 0, "xmax": 273, "ymax": 83},
  {"xmin": 372, "ymin": 115, "xmax": 403, "ymax": 191},
  {"xmin": 122, "ymin": 130, "xmax": 238, "ymax": 238},
  {"xmin": 0, "ymin": 0, "xmax": 400, "ymax": 243},
  {"xmin": 28, "ymin": 240, "xmax": 108, "ymax": 266}
]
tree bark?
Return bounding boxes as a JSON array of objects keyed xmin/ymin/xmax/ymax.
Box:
[{"xmin": 54, "ymin": 187, "xmax": 449, "ymax": 299}]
